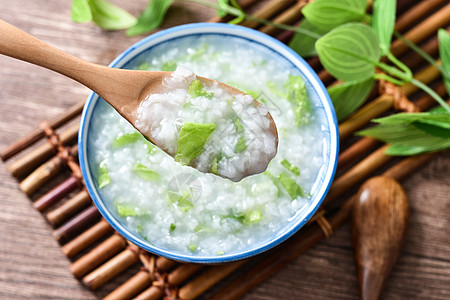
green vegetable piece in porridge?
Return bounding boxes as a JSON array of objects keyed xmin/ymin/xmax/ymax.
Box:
[
  {"xmin": 234, "ymin": 137, "xmax": 247, "ymax": 153},
  {"xmin": 175, "ymin": 122, "xmax": 216, "ymax": 165},
  {"xmin": 114, "ymin": 201, "xmax": 138, "ymax": 217},
  {"xmin": 188, "ymin": 79, "xmax": 214, "ymax": 98},
  {"xmin": 281, "ymin": 159, "xmax": 301, "ymax": 176},
  {"xmin": 113, "ymin": 132, "xmax": 143, "ymax": 148},
  {"xmin": 278, "ymin": 172, "xmax": 305, "ymax": 200},
  {"xmin": 161, "ymin": 61, "xmax": 177, "ymax": 71},
  {"xmin": 97, "ymin": 160, "xmax": 111, "ymax": 189},
  {"xmin": 168, "ymin": 190, "xmax": 194, "ymax": 212},
  {"xmin": 234, "ymin": 118, "xmax": 245, "ymax": 133},
  {"xmin": 169, "ymin": 223, "xmax": 176, "ymax": 233},
  {"xmin": 285, "ymin": 75, "xmax": 311, "ymax": 125},
  {"xmin": 132, "ymin": 163, "xmax": 161, "ymax": 181}
]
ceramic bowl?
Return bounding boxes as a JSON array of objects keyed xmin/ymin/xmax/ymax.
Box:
[{"xmin": 79, "ymin": 23, "xmax": 339, "ymax": 263}]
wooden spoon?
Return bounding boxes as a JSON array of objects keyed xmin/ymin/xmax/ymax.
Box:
[
  {"xmin": 0, "ymin": 19, "xmax": 278, "ymax": 178},
  {"xmin": 352, "ymin": 176, "xmax": 410, "ymax": 300}
]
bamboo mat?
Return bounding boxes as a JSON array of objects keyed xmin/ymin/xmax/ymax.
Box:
[{"xmin": 1, "ymin": 0, "xmax": 450, "ymax": 299}]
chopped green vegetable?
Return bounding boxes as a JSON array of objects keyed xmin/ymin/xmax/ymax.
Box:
[
  {"xmin": 278, "ymin": 172, "xmax": 305, "ymax": 200},
  {"xmin": 194, "ymin": 224, "xmax": 216, "ymax": 233},
  {"xmin": 169, "ymin": 223, "xmax": 176, "ymax": 233},
  {"xmin": 115, "ymin": 202, "xmax": 137, "ymax": 217},
  {"xmin": 234, "ymin": 137, "xmax": 247, "ymax": 153},
  {"xmin": 126, "ymin": 0, "xmax": 173, "ymax": 36},
  {"xmin": 132, "ymin": 163, "xmax": 161, "ymax": 181},
  {"xmin": 285, "ymin": 75, "xmax": 311, "ymax": 125},
  {"xmin": 216, "ymin": 250, "xmax": 225, "ymax": 256},
  {"xmin": 243, "ymin": 210, "xmax": 262, "ymax": 225},
  {"xmin": 138, "ymin": 62, "xmax": 151, "ymax": 70},
  {"xmin": 97, "ymin": 160, "xmax": 111, "ymax": 189},
  {"xmin": 188, "ymin": 79, "xmax": 214, "ymax": 98},
  {"xmin": 137, "ymin": 224, "xmax": 144, "ymax": 233},
  {"xmin": 161, "ymin": 61, "xmax": 177, "ymax": 71},
  {"xmin": 188, "ymin": 244, "xmax": 197, "ymax": 252},
  {"xmin": 112, "ymin": 132, "xmax": 143, "ymax": 148},
  {"xmin": 168, "ymin": 190, "xmax": 194, "ymax": 212},
  {"xmin": 175, "ymin": 122, "xmax": 216, "ymax": 165},
  {"xmin": 280, "ymin": 159, "xmax": 301, "ymax": 176},
  {"xmin": 234, "ymin": 118, "xmax": 244, "ymax": 133},
  {"xmin": 210, "ymin": 153, "xmax": 223, "ymax": 175},
  {"xmin": 358, "ymin": 112, "xmax": 450, "ymax": 155}
]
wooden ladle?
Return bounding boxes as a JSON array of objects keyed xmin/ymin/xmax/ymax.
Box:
[
  {"xmin": 0, "ymin": 19, "xmax": 278, "ymax": 178},
  {"xmin": 352, "ymin": 176, "xmax": 410, "ymax": 300}
]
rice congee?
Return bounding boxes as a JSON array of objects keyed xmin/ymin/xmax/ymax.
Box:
[{"xmin": 89, "ymin": 35, "xmax": 326, "ymax": 256}]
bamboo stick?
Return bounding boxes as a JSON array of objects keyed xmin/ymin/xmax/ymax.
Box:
[
  {"xmin": 0, "ymin": 100, "xmax": 84, "ymax": 161},
  {"xmin": 337, "ymin": 138, "xmax": 380, "ymax": 171},
  {"xmin": 62, "ymin": 218, "xmax": 113, "ymax": 258},
  {"xmin": 391, "ymin": 3, "xmax": 450, "ymax": 56},
  {"xmin": 19, "ymin": 145, "xmax": 78, "ymax": 196},
  {"xmin": 167, "ymin": 264, "xmax": 203, "ymax": 286},
  {"xmin": 156, "ymin": 257, "xmax": 177, "ymax": 272},
  {"xmin": 70, "ymin": 233, "xmax": 127, "ymax": 278},
  {"xmin": 239, "ymin": 0, "xmax": 296, "ymax": 28},
  {"xmin": 7, "ymin": 123, "xmax": 79, "ymax": 178},
  {"xmin": 259, "ymin": 1, "xmax": 307, "ymax": 35},
  {"xmin": 394, "ymin": 0, "xmax": 448, "ymax": 33},
  {"xmin": 46, "ymin": 189, "xmax": 91, "ymax": 227},
  {"xmin": 53, "ymin": 205, "xmax": 100, "ymax": 244},
  {"xmin": 83, "ymin": 247, "xmax": 140, "ymax": 290},
  {"xmin": 104, "ymin": 269, "xmax": 153, "ymax": 300},
  {"xmin": 33, "ymin": 175, "xmax": 82, "ymax": 212},
  {"xmin": 134, "ymin": 285, "xmax": 164, "ymax": 300}
]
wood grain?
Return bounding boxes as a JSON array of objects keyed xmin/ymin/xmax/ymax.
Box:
[{"xmin": 0, "ymin": 1, "xmax": 449, "ymax": 299}]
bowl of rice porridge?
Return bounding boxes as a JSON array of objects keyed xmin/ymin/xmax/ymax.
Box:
[{"xmin": 79, "ymin": 23, "xmax": 339, "ymax": 263}]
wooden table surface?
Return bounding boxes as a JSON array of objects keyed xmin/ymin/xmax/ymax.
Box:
[{"xmin": 0, "ymin": 1, "xmax": 449, "ymax": 299}]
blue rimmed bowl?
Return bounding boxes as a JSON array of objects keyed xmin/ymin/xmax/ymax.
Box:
[{"xmin": 79, "ymin": 23, "xmax": 339, "ymax": 264}]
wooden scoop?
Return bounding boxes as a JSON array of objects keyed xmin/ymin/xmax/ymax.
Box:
[
  {"xmin": 352, "ymin": 176, "xmax": 410, "ymax": 300},
  {"xmin": 0, "ymin": 19, "xmax": 278, "ymax": 178}
]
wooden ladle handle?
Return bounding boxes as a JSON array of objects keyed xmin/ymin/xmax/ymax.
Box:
[{"xmin": 352, "ymin": 176, "xmax": 410, "ymax": 300}]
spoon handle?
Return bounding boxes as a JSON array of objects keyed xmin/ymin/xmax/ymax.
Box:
[{"xmin": 0, "ymin": 19, "xmax": 105, "ymax": 90}]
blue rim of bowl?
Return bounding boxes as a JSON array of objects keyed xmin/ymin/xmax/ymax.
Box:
[{"xmin": 79, "ymin": 22, "xmax": 339, "ymax": 264}]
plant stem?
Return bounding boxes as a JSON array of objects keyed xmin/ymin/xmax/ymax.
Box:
[
  {"xmin": 410, "ymin": 78, "xmax": 450, "ymax": 113},
  {"xmin": 394, "ymin": 31, "xmax": 450, "ymax": 82},
  {"xmin": 179, "ymin": 0, "xmax": 321, "ymax": 39},
  {"xmin": 387, "ymin": 52, "xmax": 412, "ymax": 82}
]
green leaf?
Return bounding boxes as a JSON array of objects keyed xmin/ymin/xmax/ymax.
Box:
[
  {"xmin": 188, "ymin": 79, "xmax": 214, "ymax": 98},
  {"xmin": 175, "ymin": 122, "xmax": 216, "ymax": 165},
  {"xmin": 188, "ymin": 244, "xmax": 197, "ymax": 252},
  {"xmin": 137, "ymin": 224, "xmax": 144, "ymax": 233},
  {"xmin": 97, "ymin": 160, "xmax": 111, "ymax": 189},
  {"xmin": 88, "ymin": 0, "xmax": 137, "ymax": 30},
  {"xmin": 168, "ymin": 190, "xmax": 194, "ymax": 212},
  {"xmin": 371, "ymin": 0, "xmax": 396, "ymax": 55},
  {"xmin": 161, "ymin": 61, "xmax": 177, "ymax": 71},
  {"xmin": 234, "ymin": 118, "xmax": 244, "ymax": 133},
  {"xmin": 216, "ymin": 250, "xmax": 225, "ymax": 255},
  {"xmin": 210, "ymin": 153, "xmax": 223, "ymax": 175},
  {"xmin": 278, "ymin": 172, "xmax": 305, "ymax": 200},
  {"xmin": 316, "ymin": 23, "xmax": 380, "ymax": 82},
  {"xmin": 285, "ymin": 75, "xmax": 311, "ymax": 125},
  {"xmin": 234, "ymin": 137, "xmax": 247, "ymax": 153},
  {"xmin": 113, "ymin": 132, "xmax": 143, "ymax": 148},
  {"xmin": 280, "ymin": 159, "xmax": 300, "ymax": 176},
  {"xmin": 358, "ymin": 113, "xmax": 450, "ymax": 155},
  {"xmin": 302, "ymin": 0, "xmax": 368, "ymax": 31},
  {"xmin": 132, "ymin": 163, "xmax": 161, "ymax": 181},
  {"xmin": 126, "ymin": 0, "xmax": 173, "ymax": 36},
  {"xmin": 289, "ymin": 19, "xmax": 328, "ymax": 58},
  {"xmin": 438, "ymin": 29, "xmax": 450, "ymax": 97},
  {"xmin": 169, "ymin": 223, "xmax": 176, "ymax": 232},
  {"xmin": 328, "ymin": 78, "xmax": 375, "ymax": 121},
  {"xmin": 115, "ymin": 203, "xmax": 138, "ymax": 217},
  {"xmin": 194, "ymin": 224, "xmax": 216, "ymax": 233},
  {"xmin": 71, "ymin": 0, "xmax": 93, "ymax": 23}
]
